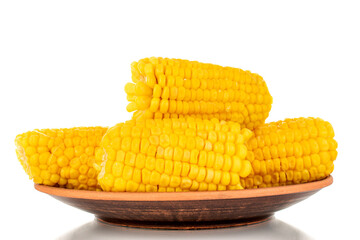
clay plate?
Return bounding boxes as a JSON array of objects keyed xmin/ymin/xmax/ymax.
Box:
[{"xmin": 35, "ymin": 176, "xmax": 332, "ymax": 230}]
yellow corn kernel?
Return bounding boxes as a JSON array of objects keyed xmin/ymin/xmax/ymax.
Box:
[
  {"xmin": 173, "ymin": 161, "xmax": 182, "ymax": 176},
  {"xmin": 188, "ymin": 164, "xmax": 199, "ymax": 180},
  {"xmin": 114, "ymin": 178, "xmax": 127, "ymax": 191},
  {"xmin": 155, "ymin": 158, "xmax": 165, "ymax": 173},
  {"xmin": 126, "ymin": 181, "xmax": 139, "ymax": 192},
  {"xmin": 195, "ymin": 167, "xmax": 206, "ymax": 182},
  {"xmin": 181, "ymin": 162, "xmax": 190, "ymax": 177},
  {"xmin": 180, "ymin": 177, "xmax": 192, "ymax": 189},
  {"xmin": 221, "ymin": 172, "xmax": 231, "ymax": 185},
  {"xmin": 222, "ymin": 155, "xmax": 232, "ymax": 171},
  {"xmin": 214, "ymin": 153, "xmax": 224, "ymax": 170},
  {"xmin": 169, "ymin": 176, "xmax": 181, "ymax": 187},
  {"xmin": 122, "ymin": 165, "xmax": 134, "ymax": 180},
  {"xmin": 132, "ymin": 168, "xmax": 142, "ymax": 183},
  {"xmin": 213, "ymin": 170, "xmax": 222, "ymax": 184},
  {"xmin": 164, "ymin": 159, "xmax": 174, "ymax": 175},
  {"xmin": 159, "ymin": 173, "xmax": 170, "ymax": 187},
  {"xmin": 149, "ymin": 171, "xmax": 161, "ymax": 185}
]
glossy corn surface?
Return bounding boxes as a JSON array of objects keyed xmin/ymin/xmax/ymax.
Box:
[
  {"xmin": 126, "ymin": 57, "xmax": 272, "ymax": 130},
  {"xmin": 15, "ymin": 127, "xmax": 108, "ymax": 190},
  {"xmin": 96, "ymin": 118, "xmax": 253, "ymax": 192},
  {"xmin": 243, "ymin": 117, "xmax": 337, "ymax": 188}
]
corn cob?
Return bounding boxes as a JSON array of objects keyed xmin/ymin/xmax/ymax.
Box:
[
  {"xmin": 125, "ymin": 57, "xmax": 272, "ymax": 130},
  {"xmin": 15, "ymin": 127, "xmax": 108, "ymax": 190},
  {"xmin": 243, "ymin": 117, "xmax": 337, "ymax": 188},
  {"xmin": 96, "ymin": 118, "xmax": 253, "ymax": 192}
]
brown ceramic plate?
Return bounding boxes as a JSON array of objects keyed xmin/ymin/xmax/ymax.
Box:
[{"xmin": 35, "ymin": 176, "xmax": 332, "ymax": 230}]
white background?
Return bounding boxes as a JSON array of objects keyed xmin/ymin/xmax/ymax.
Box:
[{"xmin": 1, "ymin": 1, "xmax": 359, "ymax": 239}]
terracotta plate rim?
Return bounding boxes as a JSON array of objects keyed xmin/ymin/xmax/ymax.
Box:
[{"xmin": 35, "ymin": 176, "xmax": 332, "ymax": 201}]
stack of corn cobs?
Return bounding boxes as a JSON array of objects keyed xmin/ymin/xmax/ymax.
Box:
[{"xmin": 15, "ymin": 57, "xmax": 338, "ymax": 192}]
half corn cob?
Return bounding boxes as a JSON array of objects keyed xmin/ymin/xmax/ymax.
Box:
[
  {"xmin": 243, "ymin": 117, "xmax": 337, "ymax": 188},
  {"xmin": 125, "ymin": 57, "xmax": 272, "ymax": 130},
  {"xmin": 15, "ymin": 127, "xmax": 108, "ymax": 190},
  {"xmin": 96, "ymin": 118, "xmax": 253, "ymax": 192}
]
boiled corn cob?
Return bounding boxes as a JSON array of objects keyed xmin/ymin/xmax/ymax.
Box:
[
  {"xmin": 15, "ymin": 127, "xmax": 108, "ymax": 190},
  {"xmin": 243, "ymin": 117, "xmax": 337, "ymax": 188},
  {"xmin": 125, "ymin": 57, "xmax": 272, "ymax": 130},
  {"xmin": 96, "ymin": 118, "xmax": 253, "ymax": 192}
]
